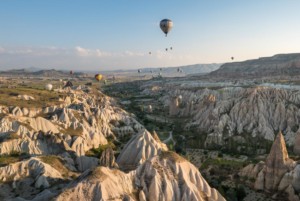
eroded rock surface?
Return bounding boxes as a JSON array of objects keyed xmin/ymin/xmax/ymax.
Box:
[{"xmin": 240, "ymin": 132, "xmax": 299, "ymax": 200}]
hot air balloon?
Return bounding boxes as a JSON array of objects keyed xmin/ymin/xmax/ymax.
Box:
[
  {"xmin": 166, "ymin": 48, "xmax": 168, "ymax": 51},
  {"xmin": 138, "ymin": 69, "xmax": 141, "ymax": 73},
  {"xmin": 170, "ymin": 47, "xmax": 173, "ymax": 50},
  {"xmin": 45, "ymin": 84, "xmax": 53, "ymax": 91},
  {"xmin": 95, "ymin": 74, "xmax": 103, "ymax": 82},
  {"xmin": 231, "ymin": 57, "xmax": 234, "ymax": 60},
  {"xmin": 160, "ymin": 19, "xmax": 173, "ymax": 36},
  {"xmin": 148, "ymin": 105, "xmax": 153, "ymax": 113},
  {"xmin": 178, "ymin": 95, "xmax": 183, "ymax": 103},
  {"xmin": 149, "ymin": 52, "xmax": 152, "ymax": 55}
]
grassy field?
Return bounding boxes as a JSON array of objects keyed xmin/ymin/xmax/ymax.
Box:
[{"xmin": 0, "ymin": 86, "xmax": 65, "ymax": 108}]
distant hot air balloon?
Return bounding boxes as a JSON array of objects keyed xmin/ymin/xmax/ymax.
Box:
[
  {"xmin": 95, "ymin": 74, "xmax": 103, "ymax": 82},
  {"xmin": 170, "ymin": 47, "xmax": 173, "ymax": 50},
  {"xmin": 148, "ymin": 105, "xmax": 153, "ymax": 113},
  {"xmin": 178, "ymin": 95, "xmax": 183, "ymax": 103},
  {"xmin": 138, "ymin": 69, "xmax": 141, "ymax": 73},
  {"xmin": 231, "ymin": 57, "xmax": 234, "ymax": 60},
  {"xmin": 166, "ymin": 48, "xmax": 168, "ymax": 51},
  {"xmin": 149, "ymin": 52, "xmax": 152, "ymax": 55},
  {"xmin": 160, "ymin": 19, "xmax": 173, "ymax": 37},
  {"xmin": 45, "ymin": 84, "xmax": 53, "ymax": 91}
]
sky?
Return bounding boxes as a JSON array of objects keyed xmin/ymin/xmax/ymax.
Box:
[{"xmin": 0, "ymin": 0, "xmax": 300, "ymax": 71}]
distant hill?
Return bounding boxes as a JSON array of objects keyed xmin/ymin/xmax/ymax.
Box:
[
  {"xmin": 210, "ymin": 53, "xmax": 300, "ymax": 78},
  {"xmin": 102, "ymin": 63, "xmax": 221, "ymax": 77},
  {"xmin": 151, "ymin": 63, "xmax": 221, "ymax": 75},
  {"xmin": 0, "ymin": 68, "xmax": 87, "ymax": 77}
]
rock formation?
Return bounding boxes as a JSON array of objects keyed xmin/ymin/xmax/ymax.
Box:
[
  {"xmin": 264, "ymin": 132, "xmax": 295, "ymax": 191},
  {"xmin": 293, "ymin": 132, "xmax": 300, "ymax": 155},
  {"xmin": 0, "ymin": 85, "xmax": 225, "ymax": 200},
  {"xmin": 240, "ymin": 132, "xmax": 299, "ymax": 200},
  {"xmin": 135, "ymin": 152, "xmax": 226, "ymax": 201},
  {"xmin": 55, "ymin": 167, "xmax": 136, "ymax": 201},
  {"xmin": 56, "ymin": 152, "xmax": 225, "ymax": 201},
  {"xmin": 99, "ymin": 146, "xmax": 118, "ymax": 168},
  {"xmin": 116, "ymin": 130, "xmax": 168, "ymax": 171},
  {"xmin": 161, "ymin": 87, "xmax": 300, "ymax": 149}
]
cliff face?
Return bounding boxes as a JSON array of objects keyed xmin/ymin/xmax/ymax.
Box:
[
  {"xmin": 210, "ymin": 53, "xmax": 300, "ymax": 78},
  {"xmin": 162, "ymin": 87, "xmax": 300, "ymax": 151}
]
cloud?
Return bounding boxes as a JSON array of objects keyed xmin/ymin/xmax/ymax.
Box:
[
  {"xmin": 75, "ymin": 46, "xmax": 112, "ymax": 57},
  {"xmin": 124, "ymin": 50, "xmax": 145, "ymax": 57},
  {"xmin": 75, "ymin": 46, "xmax": 90, "ymax": 56},
  {"xmin": 0, "ymin": 45, "xmax": 201, "ymax": 70}
]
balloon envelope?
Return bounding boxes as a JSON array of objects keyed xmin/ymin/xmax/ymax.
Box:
[
  {"xmin": 45, "ymin": 84, "xmax": 53, "ymax": 91},
  {"xmin": 160, "ymin": 19, "xmax": 173, "ymax": 36},
  {"xmin": 95, "ymin": 74, "xmax": 103, "ymax": 81}
]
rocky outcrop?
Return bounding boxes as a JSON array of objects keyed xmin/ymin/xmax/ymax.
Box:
[
  {"xmin": 55, "ymin": 167, "xmax": 136, "ymax": 201},
  {"xmin": 136, "ymin": 152, "xmax": 226, "ymax": 201},
  {"xmin": 163, "ymin": 87, "xmax": 300, "ymax": 149},
  {"xmin": 116, "ymin": 130, "xmax": 168, "ymax": 171},
  {"xmin": 294, "ymin": 132, "xmax": 300, "ymax": 155},
  {"xmin": 0, "ymin": 157, "xmax": 63, "ymax": 183},
  {"xmin": 99, "ymin": 147, "xmax": 118, "ymax": 168},
  {"xmin": 240, "ymin": 132, "xmax": 299, "ymax": 200},
  {"xmin": 264, "ymin": 132, "xmax": 295, "ymax": 191},
  {"xmin": 0, "ymin": 87, "xmax": 143, "ymax": 160},
  {"xmin": 56, "ymin": 152, "xmax": 225, "ymax": 201}
]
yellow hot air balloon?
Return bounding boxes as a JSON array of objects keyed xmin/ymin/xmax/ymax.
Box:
[{"xmin": 95, "ymin": 74, "xmax": 103, "ymax": 82}]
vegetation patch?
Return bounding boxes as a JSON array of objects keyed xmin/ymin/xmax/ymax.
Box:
[
  {"xmin": 85, "ymin": 142, "xmax": 116, "ymax": 158},
  {"xmin": 63, "ymin": 127, "xmax": 83, "ymax": 136},
  {"xmin": 200, "ymin": 158, "xmax": 247, "ymax": 170},
  {"xmin": 159, "ymin": 151, "xmax": 186, "ymax": 163},
  {"xmin": 39, "ymin": 155, "xmax": 77, "ymax": 178},
  {"xmin": 0, "ymin": 86, "xmax": 63, "ymax": 108},
  {"xmin": 0, "ymin": 151, "xmax": 30, "ymax": 167}
]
